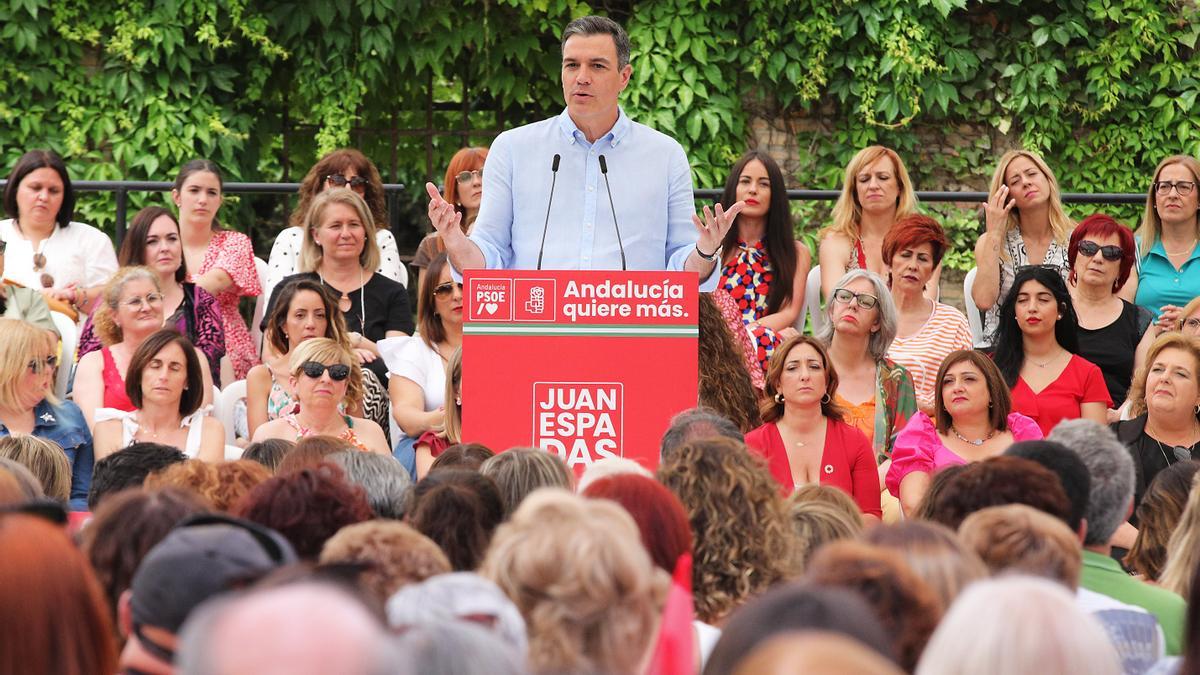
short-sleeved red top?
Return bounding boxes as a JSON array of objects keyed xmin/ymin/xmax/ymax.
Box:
[{"xmin": 1010, "ymin": 354, "xmax": 1113, "ymax": 436}]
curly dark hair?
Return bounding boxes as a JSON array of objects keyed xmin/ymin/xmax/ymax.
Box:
[
  {"xmin": 288, "ymin": 148, "xmax": 387, "ymax": 229},
  {"xmin": 231, "ymin": 463, "xmax": 372, "ymax": 560},
  {"xmin": 407, "ymin": 469, "xmax": 505, "ymax": 571},
  {"xmin": 698, "ymin": 293, "xmax": 761, "ymax": 432},
  {"xmin": 920, "ymin": 456, "xmax": 1072, "ymax": 531}
]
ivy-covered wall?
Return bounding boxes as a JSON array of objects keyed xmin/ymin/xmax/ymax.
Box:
[{"xmin": 2, "ymin": 0, "xmax": 1197, "ymax": 269}]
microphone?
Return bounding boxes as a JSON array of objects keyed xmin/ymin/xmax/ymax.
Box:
[
  {"xmin": 598, "ymin": 154, "xmax": 627, "ymax": 271},
  {"xmin": 536, "ymin": 154, "xmax": 562, "ymax": 271}
]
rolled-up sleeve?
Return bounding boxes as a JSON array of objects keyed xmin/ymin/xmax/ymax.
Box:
[{"xmin": 469, "ymin": 132, "xmax": 517, "ymax": 271}]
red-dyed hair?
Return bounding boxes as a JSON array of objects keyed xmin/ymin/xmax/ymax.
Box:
[
  {"xmin": 882, "ymin": 213, "xmax": 950, "ymax": 268},
  {"xmin": 442, "ymin": 147, "xmax": 489, "ymax": 217},
  {"xmin": 583, "ymin": 473, "xmax": 693, "ymax": 573},
  {"xmin": 0, "ymin": 515, "xmax": 117, "ymax": 675},
  {"xmin": 1068, "ymin": 213, "xmax": 1136, "ymax": 293}
]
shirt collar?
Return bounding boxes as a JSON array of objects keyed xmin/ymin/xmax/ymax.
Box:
[
  {"xmin": 557, "ymin": 107, "xmax": 631, "ymax": 147},
  {"xmin": 1080, "ymin": 549, "xmax": 1123, "ymax": 571},
  {"xmin": 1149, "ymin": 238, "xmax": 1200, "ymax": 262}
]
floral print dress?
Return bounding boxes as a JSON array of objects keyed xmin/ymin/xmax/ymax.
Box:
[
  {"xmin": 190, "ymin": 230, "xmax": 261, "ymax": 380},
  {"xmin": 720, "ymin": 240, "xmax": 781, "ymax": 375}
]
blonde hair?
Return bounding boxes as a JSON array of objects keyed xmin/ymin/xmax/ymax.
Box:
[
  {"xmin": 480, "ymin": 448, "xmax": 575, "ymax": 515},
  {"xmin": 787, "ymin": 499, "xmax": 862, "ymax": 570},
  {"xmin": 319, "ymin": 520, "xmax": 452, "ymax": 606},
  {"xmin": 958, "ymin": 504, "xmax": 1082, "ymax": 590},
  {"xmin": 825, "ymin": 145, "xmax": 918, "ymax": 241},
  {"xmin": 986, "ymin": 150, "xmax": 1074, "ymax": 261},
  {"xmin": 1158, "ymin": 470, "xmax": 1200, "ymax": 597},
  {"xmin": 0, "ymin": 436, "xmax": 70, "ymax": 502},
  {"xmin": 93, "ymin": 266, "xmax": 161, "ymax": 345},
  {"xmin": 0, "ymin": 318, "xmax": 57, "ymax": 409},
  {"xmin": 480, "ymin": 490, "xmax": 664, "ymax": 675},
  {"xmin": 299, "ymin": 188, "xmax": 381, "ymax": 273},
  {"xmin": 1126, "ymin": 333, "xmax": 1200, "ymax": 417},
  {"xmin": 1138, "ymin": 155, "xmax": 1200, "ymax": 253},
  {"xmin": 288, "ymin": 337, "xmax": 363, "ymax": 410},
  {"xmin": 863, "ymin": 520, "xmax": 989, "ymax": 610},
  {"xmin": 443, "ymin": 347, "xmax": 462, "ymax": 445}
]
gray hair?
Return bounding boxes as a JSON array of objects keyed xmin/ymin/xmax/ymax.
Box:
[
  {"xmin": 817, "ymin": 269, "xmax": 898, "ymax": 361},
  {"xmin": 660, "ymin": 407, "xmax": 743, "ymax": 460},
  {"xmin": 386, "ymin": 572, "xmax": 528, "ymax": 654},
  {"xmin": 391, "ymin": 621, "xmax": 525, "ymax": 675},
  {"xmin": 328, "ymin": 451, "xmax": 412, "ymax": 520},
  {"xmin": 561, "ymin": 16, "xmax": 631, "ymax": 69},
  {"xmin": 1047, "ymin": 420, "xmax": 1135, "ymax": 546}
]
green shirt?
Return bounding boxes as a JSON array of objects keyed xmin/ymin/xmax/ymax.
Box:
[{"xmin": 1080, "ymin": 549, "xmax": 1186, "ymax": 655}]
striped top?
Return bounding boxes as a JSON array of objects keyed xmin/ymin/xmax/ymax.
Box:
[{"xmin": 887, "ymin": 302, "xmax": 974, "ymax": 410}]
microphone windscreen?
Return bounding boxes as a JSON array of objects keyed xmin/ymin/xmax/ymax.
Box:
[
  {"xmin": 551, "ymin": 154, "xmax": 561, "ymax": 172},
  {"xmin": 598, "ymin": 154, "xmax": 608, "ymax": 174}
]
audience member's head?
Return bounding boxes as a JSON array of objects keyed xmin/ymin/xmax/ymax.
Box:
[
  {"xmin": 232, "ymin": 463, "xmax": 372, "ymax": 560},
  {"xmin": 407, "ymin": 469, "xmax": 504, "ymax": 570},
  {"xmin": 730, "ymin": 631, "xmax": 905, "ymax": 675},
  {"xmin": 327, "ymin": 451, "xmax": 412, "ymax": 519},
  {"xmin": 909, "ymin": 463, "xmax": 967, "ymax": 521},
  {"xmin": 1127, "ymin": 460, "xmax": 1199, "ymax": 580},
  {"xmin": 660, "ymin": 407, "xmax": 743, "ymax": 460},
  {"xmin": 916, "ymin": 576, "xmax": 1120, "ymax": 675},
  {"xmin": 862, "ymin": 520, "xmax": 988, "ymax": 609},
  {"xmin": 318, "ymin": 520, "xmax": 451, "ymax": 607},
  {"xmin": 386, "ymin": 572, "xmax": 528, "ymax": 655},
  {"xmin": 803, "ymin": 541, "xmax": 942, "ymax": 672},
  {"xmin": 658, "ymin": 437, "xmax": 797, "ymax": 624},
  {"xmin": 88, "ymin": 442, "xmax": 187, "ymax": 509},
  {"xmin": 177, "ymin": 582, "xmax": 394, "ymax": 675},
  {"xmin": 704, "ymin": 583, "xmax": 896, "ymax": 675},
  {"xmin": 0, "ymin": 457, "xmax": 43, "ymax": 502},
  {"xmin": 480, "ymin": 448, "xmax": 574, "ymax": 515},
  {"xmin": 1159, "ymin": 470, "xmax": 1200, "ymax": 598},
  {"xmin": 240, "ymin": 438, "xmax": 294, "ymax": 473},
  {"xmin": 1048, "ymin": 419, "xmax": 1135, "ymax": 547},
  {"xmin": 0, "ymin": 514, "xmax": 117, "ymax": 675},
  {"xmin": 0, "ymin": 435, "xmax": 69, "ymax": 501},
  {"xmin": 143, "ymin": 459, "xmax": 220, "ymax": 505},
  {"xmin": 958, "ymin": 504, "xmax": 1082, "ymax": 589},
  {"xmin": 576, "ymin": 455, "xmax": 654, "ymax": 493},
  {"xmin": 277, "ymin": 434, "xmax": 356, "ymax": 475},
  {"xmin": 428, "ymin": 442, "xmax": 494, "ymax": 473},
  {"xmin": 481, "ymin": 490, "xmax": 662, "ymax": 675},
  {"xmin": 921, "ymin": 456, "xmax": 1072, "ymax": 530},
  {"xmin": 788, "ymin": 498, "xmax": 863, "ymax": 570},
  {"xmin": 390, "ymin": 621, "xmax": 525, "ymax": 675},
  {"xmin": 211, "ymin": 460, "xmax": 273, "ymax": 511},
  {"xmin": 791, "ymin": 483, "xmax": 865, "ymax": 526},
  {"xmin": 1004, "ymin": 439, "xmax": 1091, "ymax": 533},
  {"xmin": 582, "ymin": 473, "xmax": 693, "ymax": 573}
]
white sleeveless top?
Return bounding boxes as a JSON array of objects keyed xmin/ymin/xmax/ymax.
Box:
[{"xmin": 95, "ymin": 408, "xmax": 208, "ymax": 458}]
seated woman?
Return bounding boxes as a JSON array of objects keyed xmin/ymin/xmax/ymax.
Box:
[
  {"xmin": 1132, "ymin": 155, "xmax": 1200, "ymax": 327},
  {"xmin": 973, "ymin": 150, "xmax": 1075, "ymax": 347},
  {"xmin": 250, "ymin": 337, "xmax": 390, "ymax": 455},
  {"xmin": 1068, "ymin": 214, "xmax": 1154, "ymax": 412},
  {"xmin": 744, "ymin": 335, "xmax": 883, "ymax": 520},
  {"xmin": 883, "ymin": 214, "xmax": 973, "ymax": 414},
  {"xmin": 0, "ymin": 318, "xmax": 92, "ymax": 510},
  {"xmin": 74, "ymin": 267, "xmax": 213, "ymax": 429},
  {"xmin": 78, "ymin": 207, "xmax": 225, "ymax": 378},
  {"xmin": 0, "ymin": 150, "xmax": 118, "ymax": 319},
  {"xmin": 173, "ymin": 159, "xmax": 260, "ymax": 381},
  {"xmin": 93, "ymin": 330, "xmax": 225, "ymax": 462},
  {"xmin": 717, "ymin": 150, "xmax": 809, "ymax": 374},
  {"xmin": 886, "ymin": 349, "xmax": 1043, "ymax": 515},
  {"xmin": 413, "ymin": 347, "xmax": 462, "ymax": 479},
  {"xmin": 993, "ymin": 266, "xmax": 1110, "ymax": 435},
  {"xmin": 1112, "ymin": 333, "xmax": 1200, "ymax": 510},
  {"xmin": 268, "ymin": 148, "xmax": 405, "ymax": 298},
  {"xmin": 411, "ymin": 147, "xmax": 487, "ymax": 290}
]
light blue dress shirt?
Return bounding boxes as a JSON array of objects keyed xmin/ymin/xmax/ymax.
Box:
[{"xmin": 469, "ymin": 108, "xmax": 716, "ymax": 289}]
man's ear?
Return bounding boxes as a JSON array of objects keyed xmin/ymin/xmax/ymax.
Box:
[
  {"xmin": 1077, "ymin": 518, "xmax": 1088, "ymax": 547},
  {"xmin": 118, "ymin": 589, "xmax": 134, "ymax": 639}
]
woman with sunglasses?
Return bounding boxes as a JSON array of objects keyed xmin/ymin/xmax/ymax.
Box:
[
  {"xmin": 1068, "ymin": 214, "xmax": 1155, "ymax": 411},
  {"xmin": 993, "ymin": 266, "xmax": 1110, "ymax": 435},
  {"xmin": 74, "ymin": 267, "xmax": 214, "ymax": 429},
  {"xmin": 0, "ymin": 150, "xmax": 118, "ymax": 319},
  {"xmin": 412, "ymin": 147, "xmax": 488, "ymax": 290},
  {"xmin": 267, "ymin": 148, "xmax": 406, "ymax": 299},
  {"xmin": 250, "ymin": 337, "xmax": 390, "ymax": 454},
  {"xmin": 1133, "ymin": 155, "xmax": 1200, "ymax": 331},
  {"xmin": 93, "ymin": 330, "xmax": 225, "ymax": 462},
  {"xmin": 76, "ymin": 206, "xmax": 225, "ymax": 382},
  {"xmin": 0, "ymin": 318, "xmax": 93, "ymax": 510},
  {"xmin": 381, "ymin": 253, "xmax": 461, "ymax": 471}
]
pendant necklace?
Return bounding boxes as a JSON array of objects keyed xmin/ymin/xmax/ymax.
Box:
[{"xmin": 951, "ymin": 426, "xmax": 996, "ymax": 446}]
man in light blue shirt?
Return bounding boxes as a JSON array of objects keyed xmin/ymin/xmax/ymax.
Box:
[{"xmin": 425, "ymin": 16, "xmax": 740, "ymax": 289}]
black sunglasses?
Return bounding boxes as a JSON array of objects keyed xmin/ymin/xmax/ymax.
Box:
[
  {"xmin": 299, "ymin": 361, "xmax": 351, "ymax": 381},
  {"xmin": 27, "ymin": 355, "xmax": 58, "ymax": 374},
  {"xmin": 325, "ymin": 174, "xmax": 368, "ymax": 189},
  {"xmin": 1077, "ymin": 240, "xmax": 1123, "ymax": 262}
]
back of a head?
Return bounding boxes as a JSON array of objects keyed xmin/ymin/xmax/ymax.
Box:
[
  {"xmin": 240, "ymin": 438, "xmax": 294, "ymax": 473},
  {"xmin": 789, "ymin": 500, "xmax": 863, "ymax": 570},
  {"xmin": 575, "ymin": 455, "xmax": 654, "ymax": 493},
  {"xmin": 392, "ymin": 621, "xmax": 525, "ymax": 675},
  {"xmin": 921, "ymin": 455, "xmax": 1072, "ymax": 530},
  {"xmin": 88, "ymin": 442, "xmax": 187, "ymax": 510},
  {"xmin": 916, "ymin": 576, "xmax": 1120, "ymax": 675},
  {"xmin": 1047, "ymin": 419, "xmax": 1135, "ymax": 546},
  {"xmin": 428, "ymin": 442, "xmax": 494, "ymax": 473},
  {"xmin": 0, "ymin": 435, "xmax": 69, "ymax": 502},
  {"xmin": 704, "ymin": 583, "xmax": 895, "ymax": 675},
  {"xmin": 1005, "ymin": 439, "xmax": 1091, "ymax": 532},
  {"xmin": 958, "ymin": 504, "xmax": 1082, "ymax": 589},
  {"xmin": 408, "ymin": 469, "xmax": 504, "ymax": 570},
  {"xmin": 144, "ymin": 459, "xmax": 222, "ymax": 509},
  {"xmin": 480, "ymin": 448, "xmax": 574, "ymax": 515},
  {"xmin": 731, "ymin": 631, "xmax": 905, "ymax": 675},
  {"xmin": 277, "ymin": 435, "xmax": 355, "ymax": 475},
  {"xmin": 1132, "ymin": 461, "xmax": 1200, "ymax": 581},
  {"xmin": 791, "ymin": 483, "xmax": 865, "ymax": 526},
  {"xmin": 862, "ymin": 520, "xmax": 988, "ymax": 610},
  {"xmin": 660, "ymin": 407, "xmax": 743, "ymax": 460},
  {"xmin": 319, "ymin": 520, "xmax": 451, "ymax": 606},
  {"xmin": 386, "ymin": 572, "xmax": 528, "ymax": 655},
  {"xmin": 1159, "ymin": 470, "xmax": 1200, "ymax": 597},
  {"xmin": 328, "ymin": 451, "xmax": 412, "ymax": 519},
  {"xmin": 211, "ymin": 460, "xmax": 272, "ymax": 512},
  {"xmin": 582, "ymin": 473, "xmax": 693, "ymax": 573},
  {"xmin": 0, "ymin": 457, "xmax": 44, "ymax": 503}
]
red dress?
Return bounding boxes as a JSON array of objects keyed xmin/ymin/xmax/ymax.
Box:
[
  {"xmin": 1010, "ymin": 354, "xmax": 1112, "ymax": 436},
  {"xmin": 189, "ymin": 230, "xmax": 261, "ymax": 380},
  {"xmin": 745, "ymin": 419, "xmax": 883, "ymax": 517},
  {"xmin": 101, "ymin": 347, "xmax": 135, "ymax": 412}
]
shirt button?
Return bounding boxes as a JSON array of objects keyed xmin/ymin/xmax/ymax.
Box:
[{"xmin": 588, "ymin": 186, "xmax": 594, "ymax": 192}]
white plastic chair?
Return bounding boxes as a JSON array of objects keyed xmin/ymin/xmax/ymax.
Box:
[
  {"xmin": 215, "ymin": 379, "xmax": 247, "ymax": 445},
  {"xmin": 805, "ymin": 265, "xmax": 826, "ymax": 336},
  {"xmin": 251, "ymin": 257, "xmax": 269, "ymax": 353},
  {"xmin": 963, "ymin": 267, "xmax": 985, "ymax": 347},
  {"xmin": 224, "ymin": 445, "xmax": 245, "ymax": 460},
  {"xmin": 50, "ymin": 311, "xmax": 78, "ymax": 400}
]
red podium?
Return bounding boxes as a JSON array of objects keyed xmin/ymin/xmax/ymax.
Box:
[{"xmin": 461, "ymin": 269, "xmax": 698, "ymax": 475}]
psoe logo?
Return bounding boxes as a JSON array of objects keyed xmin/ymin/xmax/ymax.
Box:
[
  {"xmin": 469, "ymin": 279, "xmax": 512, "ymax": 321},
  {"xmin": 533, "ymin": 382, "xmax": 622, "ymax": 468},
  {"xmin": 514, "ymin": 278, "xmax": 556, "ymax": 321}
]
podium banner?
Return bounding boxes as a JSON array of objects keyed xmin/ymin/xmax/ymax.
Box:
[{"xmin": 462, "ymin": 269, "xmax": 698, "ymax": 474}]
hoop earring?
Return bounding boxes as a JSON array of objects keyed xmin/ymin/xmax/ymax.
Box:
[
  {"xmin": 774, "ymin": 393, "xmax": 785, "ymax": 404},
  {"xmin": 821, "ymin": 393, "xmax": 831, "ymax": 404}
]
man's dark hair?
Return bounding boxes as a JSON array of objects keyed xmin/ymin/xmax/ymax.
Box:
[
  {"xmin": 921, "ymin": 456, "xmax": 1072, "ymax": 531},
  {"xmin": 88, "ymin": 443, "xmax": 187, "ymax": 510},
  {"xmin": 660, "ymin": 407, "xmax": 743, "ymax": 460},
  {"xmin": 1005, "ymin": 440, "xmax": 1091, "ymax": 532},
  {"xmin": 561, "ymin": 16, "xmax": 631, "ymax": 69}
]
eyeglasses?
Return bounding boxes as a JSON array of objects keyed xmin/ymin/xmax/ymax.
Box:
[
  {"xmin": 299, "ymin": 361, "xmax": 351, "ymax": 381},
  {"xmin": 325, "ymin": 174, "xmax": 368, "ymax": 190},
  {"xmin": 1076, "ymin": 240, "xmax": 1124, "ymax": 262},
  {"xmin": 831, "ymin": 288, "xmax": 879, "ymax": 309},
  {"xmin": 433, "ymin": 282, "xmax": 463, "ymax": 297},
  {"xmin": 455, "ymin": 170, "xmax": 483, "ymax": 184},
  {"xmin": 121, "ymin": 292, "xmax": 165, "ymax": 309},
  {"xmin": 1155, "ymin": 180, "xmax": 1196, "ymax": 196},
  {"xmin": 1184, "ymin": 317, "xmax": 1200, "ymax": 330},
  {"xmin": 27, "ymin": 355, "xmax": 57, "ymax": 374}
]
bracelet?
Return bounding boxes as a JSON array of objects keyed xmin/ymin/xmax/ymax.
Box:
[{"xmin": 695, "ymin": 244, "xmax": 719, "ymax": 261}]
